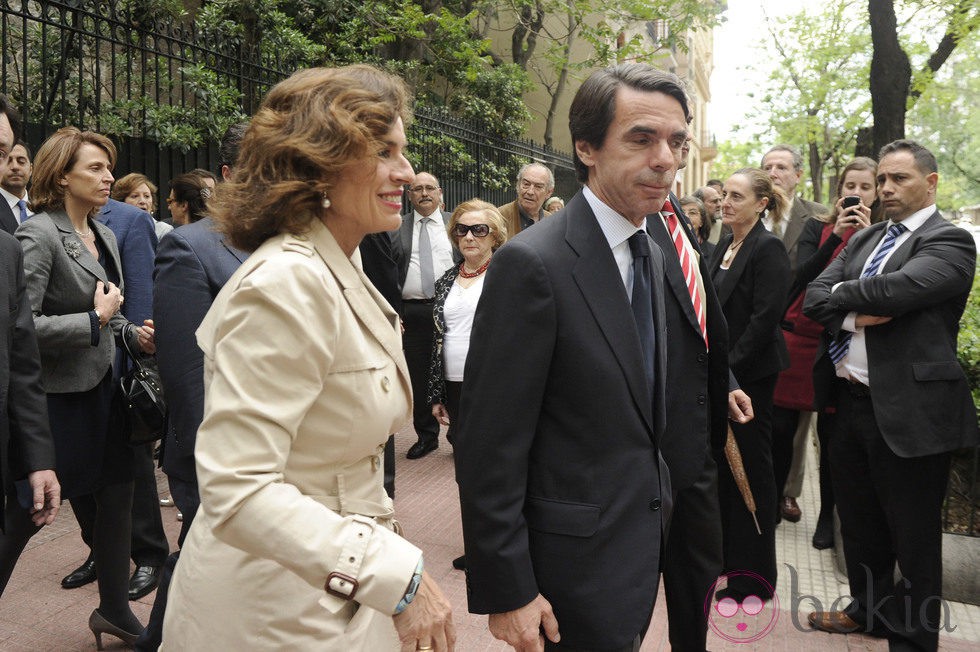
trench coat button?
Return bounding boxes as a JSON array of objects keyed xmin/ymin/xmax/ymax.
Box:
[
  {"xmin": 649, "ymin": 499, "xmax": 661, "ymax": 511},
  {"xmin": 697, "ymin": 394, "xmax": 706, "ymax": 405},
  {"xmin": 381, "ymin": 376, "xmax": 390, "ymax": 391},
  {"xmin": 697, "ymin": 353, "xmax": 707, "ymax": 363}
]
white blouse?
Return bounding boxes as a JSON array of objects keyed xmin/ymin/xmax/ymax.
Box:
[{"xmin": 442, "ymin": 274, "xmax": 486, "ymax": 381}]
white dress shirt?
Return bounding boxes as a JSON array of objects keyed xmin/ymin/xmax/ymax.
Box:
[
  {"xmin": 584, "ymin": 186, "xmax": 648, "ymax": 299},
  {"xmin": 835, "ymin": 204, "xmax": 935, "ymax": 385},
  {"xmin": 1, "ymin": 187, "xmax": 32, "ymax": 223},
  {"xmin": 402, "ymin": 210, "xmax": 455, "ymax": 300}
]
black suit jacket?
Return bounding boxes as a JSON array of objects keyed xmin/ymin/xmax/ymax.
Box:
[
  {"xmin": 804, "ymin": 212, "xmax": 979, "ymax": 456},
  {"xmin": 0, "ymin": 230, "xmax": 54, "ymax": 523},
  {"xmin": 648, "ymin": 198, "xmax": 732, "ymax": 490},
  {"xmin": 782, "ymin": 196, "xmax": 827, "ymax": 274},
  {"xmin": 154, "ymin": 217, "xmax": 248, "ymax": 483},
  {"xmin": 711, "ymin": 219, "xmax": 791, "ymax": 384},
  {"xmin": 0, "ymin": 201, "xmax": 18, "ymax": 236},
  {"xmin": 358, "ymin": 231, "xmax": 402, "ymax": 312},
  {"xmin": 455, "ymin": 191, "xmax": 671, "ymax": 649}
]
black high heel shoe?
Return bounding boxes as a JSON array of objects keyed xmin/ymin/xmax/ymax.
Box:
[{"xmin": 89, "ymin": 609, "xmax": 141, "ymax": 650}]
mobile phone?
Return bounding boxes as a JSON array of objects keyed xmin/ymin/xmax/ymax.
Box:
[{"xmin": 842, "ymin": 196, "xmax": 861, "ymax": 210}]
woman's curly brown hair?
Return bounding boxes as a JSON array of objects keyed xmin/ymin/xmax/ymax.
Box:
[{"xmin": 212, "ymin": 65, "xmax": 411, "ymax": 252}]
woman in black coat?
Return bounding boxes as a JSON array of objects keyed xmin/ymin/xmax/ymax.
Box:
[{"xmin": 709, "ymin": 167, "xmax": 791, "ymax": 602}]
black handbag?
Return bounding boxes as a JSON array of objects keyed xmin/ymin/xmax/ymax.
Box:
[{"xmin": 119, "ymin": 326, "xmax": 167, "ymax": 445}]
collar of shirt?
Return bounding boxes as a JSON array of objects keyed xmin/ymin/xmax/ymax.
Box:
[
  {"xmin": 583, "ymin": 186, "xmax": 647, "ymax": 293},
  {"xmin": 414, "ymin": 209, "xmax": 441, "ymax": 225},
  {"xmin": 584, "ymin": 186, "xmax": 645, "ymax": 251},
  {"xmin": 891, "ymin": 204, "xmax": 935, "ymax": 233},
  {"xmin": 0, "ymin": 186, "xmax": 25, "ymax": 211}
]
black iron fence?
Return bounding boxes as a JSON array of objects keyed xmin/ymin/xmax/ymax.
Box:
[{"xmin": 0, "ymin": 0, "xmax": 574, "ymax": 219}]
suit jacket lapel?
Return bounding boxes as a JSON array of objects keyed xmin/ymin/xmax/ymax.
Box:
[
  {"xmin": 308, "ymin": 221, "xmax": 411, "ymax": 396},
  {"xmin": 714, "ymin": 219, "xmax": 766, "ymax": 306},
  {"xmin": 50, "ymin": 210, "xmax": 109, "ymax": 284},
  {"xmin": 647, "ymin": 214, "xmax": 701, "ymax": 336},
  {"xmin": 846, "ymin": 221, "xmax": 888, "ymax": 278},
  {"xmin": 782, "ymin": 198, "xmax": 807, "ymax": 249},
  {"xmin": 565, "ymin": 194, "xmax": 654, "ymax": 434},
  {"xmin": 881, "ymin": 211, "xmax": 942, "ymax": 273}
]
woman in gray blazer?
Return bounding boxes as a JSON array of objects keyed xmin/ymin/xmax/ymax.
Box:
[{"xmin": 11, "ymin": 128, "xmax": 155, "ymax": 648}]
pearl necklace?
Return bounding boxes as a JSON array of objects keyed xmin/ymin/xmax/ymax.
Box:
[
  {"xmin": 459, "ymin": 256, "xmax": 491, "ymax": 278},
  {"xmin": 74, "ymin": 227, "xmax": 94, "ymax": 238}
]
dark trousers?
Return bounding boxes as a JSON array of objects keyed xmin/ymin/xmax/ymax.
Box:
[
  {"xmin": 0, "ymin": 492, "xmax": 42, "ymax": 596},
  {"xmin": 72, "ymin": 442, "xmax": 168, "ymax": 567},
  {"xmin": 662, "ymin": 450, "xmax": 723, "ymax": 652},
  {"xmin": 135, "ymin": 475, "xmax": 200, "ymax": 652},
  {"xmin": 544, "ymin": 634, "xmax": 641, "ymax": 652},
  {"xmin": 402, "ymin": 300, "xmax": 439, "ymax": 444},
  {"xmin": 771, "ymin": 405, "xmax": 800, "ymax": 509},
  {"xmin": 814, "ymin": 411, "xmax": 836, "ymax": 523},
  {"xmin": 831, "ymin": 383, "xmax": 950, "ymax": 652},
  {"xmin": 383, "ymin": 434, "xmax": 395, "ymax": 498},
  {"xmin": 715, "ymin": 374, "xmax": 778, "ymax": 599}
]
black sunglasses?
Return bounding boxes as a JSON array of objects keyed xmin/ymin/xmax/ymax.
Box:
[{"xmin": 452, "ymin": 223, "xmax": 491, "ymax": 238}]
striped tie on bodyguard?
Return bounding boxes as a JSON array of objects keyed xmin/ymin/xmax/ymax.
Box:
[{"xmin": 827, "ymin": 223, "xmax": 907, "ymax": 364}]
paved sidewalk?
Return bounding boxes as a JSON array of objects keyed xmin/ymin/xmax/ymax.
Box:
[{"xmin": 1, "ymin": 424, "xmax": 977, "ymax": 650}]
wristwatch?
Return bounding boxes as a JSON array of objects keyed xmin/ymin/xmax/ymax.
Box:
[{"xmin": 394, "ymin": 557, "xmax": 424, "ymax": 614}]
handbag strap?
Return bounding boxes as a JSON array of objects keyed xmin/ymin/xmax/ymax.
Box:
[{"xmin": 119, "ymin": 323, "xmax": 147, "ymax": 370}]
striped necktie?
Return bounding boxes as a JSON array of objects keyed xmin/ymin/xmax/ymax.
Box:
[
  {"xmin": 827, "ymin": 222, "xmax": 907, "ymax": 364},
  {"xmin": 663, "ymin": 202, "xmax": 707, "ymax": 345}
]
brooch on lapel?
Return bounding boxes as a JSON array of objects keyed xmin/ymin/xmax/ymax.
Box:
[{"xmin": 63, "ymin": 236, "xmax": 82, "ymax": 259}]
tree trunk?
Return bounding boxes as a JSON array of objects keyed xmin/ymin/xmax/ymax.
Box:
[
  {"xmin": 543, "ymin": 7, "xmax": 576, "ymax": 148},
  {"xmin": 868, "ymin": 0, "xmax": 910, "ymax": 155}
]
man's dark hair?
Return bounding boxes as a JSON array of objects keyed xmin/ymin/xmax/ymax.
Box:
[
  {"xmin": 879, "ymin": 139, "xmax": 937, "ymax": 175},
  {"xmin": 568, "ymin": 63, "xmax": 690, "ymax": 184},
  {"xmin": 0, "ymin": 94, "xmax": 23, "ymax": 139},
  {"xmin": 13, "ymin": 139, "xmax": 32, "ymax": 159},
  {"xmin": 218, "ymin": 121, "xmax": 249, "ymax": 170},
  {"xmin": 706, "ymin": 178, "xmax": 722, "ymax": 189}
]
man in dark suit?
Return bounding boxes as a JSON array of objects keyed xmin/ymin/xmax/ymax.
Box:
[
  {"xmin": 60, "ymin": 198, "xmax": 168, "ymax": 597},
  {"xmin": 395, "ymin": 171, "xmax": 456, "ymax": 459},
  {"xmin": 455, "ymin": 63, "xmax": 683, "ymax": 652},
  {"xmin": 0, "ymin": 103, "xmax": 60, "ymax": 595},
  {"xmin": 649, "ymin": 193, "xmax": 752, "ymax": 651},
  {"xmin": 761, "ymin": 144, "xmax": 827, "ymax": 523},
  {"xmin": 804, "ymin": 140, "xmax": 978, "ymax": 651},
  {"xmin": 0, "ymin": 96, "xmax": 21, "ymax": 235},
  {"xmin": 358, "ymin": 231, "xmax": 401, "ymax": 496},
  {"xmin": 134, "ymin": 122, "xmax": 249, "ymax": 652}
]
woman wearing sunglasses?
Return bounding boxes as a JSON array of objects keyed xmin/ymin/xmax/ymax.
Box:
[{"xmin": 426, "ymin": 199, "xmax": 509, "ymax": 570}]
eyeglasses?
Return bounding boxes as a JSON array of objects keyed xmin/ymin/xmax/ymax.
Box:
[
  {"xmin": 452, "ymin": 223, "xmax": 491, "ymax": 238},
  {"xmin": 165, "ymin": 197, "xmax": 175, "ymax": 205},
  {"xmin": 409, "ymin": 185, "xmax": 439, "ymax": 193},
  {"xmin": 519, "ymin": 179, "xmax": 548, "ymax": 192}
]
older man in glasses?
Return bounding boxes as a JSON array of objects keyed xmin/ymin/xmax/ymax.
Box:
[
  {"xmin": 395, "ymin": 172, "xmax": 459, "ymax": 460},
  {"xmin": 497, "ymin": 162, "xmax": 555, "ymax": 238}
]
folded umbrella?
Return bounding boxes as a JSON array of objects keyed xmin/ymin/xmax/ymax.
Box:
[{"xmin": 725, "ymin": 424, "xmax": 762, "ymax": 535}]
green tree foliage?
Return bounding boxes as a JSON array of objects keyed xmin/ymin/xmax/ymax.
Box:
[
  {"xmin": 474, "ymin": 0, "xmax": 723, "ymax": 146},
  {"xmin": 724, "ymin": 0, "xmax": 979, "ymax": 210}
]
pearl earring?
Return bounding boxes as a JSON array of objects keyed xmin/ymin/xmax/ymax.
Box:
[{"xmin": 322, "ymin": 194, "xmax": 331, "ymax": 209}]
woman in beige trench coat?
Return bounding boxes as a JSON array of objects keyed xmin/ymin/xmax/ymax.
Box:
[{"xmin": 160, "ymin": 65, "xmax": 454, "ymax": 652}]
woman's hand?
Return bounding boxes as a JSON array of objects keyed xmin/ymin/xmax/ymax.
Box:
[
  {"xmin": 93, "ymin": 281, "xmax": 123, "ymax": 326},
  {"xmin": 135, "ymin": 318, "xmax": 156, "ymax": 354},
  {"xmin": 393, "ymin": 571, "xmax": 455, "ymax": 652},
  {"xmin": 832, "ymin": 197, "xmax": 872, "ymax": 238},
  {"xmin": 432, "ymin": 403, "xmax": 450, "ymax": 426}
]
